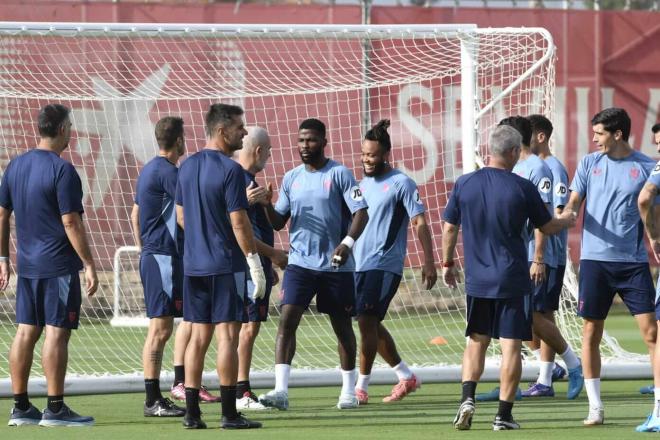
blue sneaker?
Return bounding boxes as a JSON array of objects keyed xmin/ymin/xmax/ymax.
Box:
[
  {"xmin": 522, "ymin": 383, "xmax": 555, "ymax": 397},
  {"xmin": 475, "ymin": 386, "xmax": 522, "ymax": 402},
  {"xmin": 640, "ymin": 385, "xmax": 654, "ymax": 395},
  {"xmin": 38, "ymin": 404, "xmax": 94, "ymax": 427},
  {"xmin": 8, "ymin": 404, "xmax": 41, "ymax": 426},
  {"xmin": 551, "ymin": 363, "xmax": 567, "ymax": 382},
  {"xmin": 635, "ymin": 413, "xmax": 660, "ymax": 432},
  {"xmin": 567, "ymin": 365, "xmax": 584, "ymax": 400}
]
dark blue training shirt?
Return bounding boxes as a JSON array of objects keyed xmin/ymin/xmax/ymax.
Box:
[
  {"xmin": 175, "ymin": 149, "xmax": 249, "ymax": 276},
  {"xmin": 442, "ymin": 167, "xmax": 552, "ymax": 299},
  {"xmin": 243, "ymin": 169, "xmax": 274, "ymax": 281},
  {"xmin": 0, "ymin": 149, "xmax": 84, "ymax": 278},
  {"xmin": 135, "ymin": 156, "xmax": 182, "ymax": 257}
]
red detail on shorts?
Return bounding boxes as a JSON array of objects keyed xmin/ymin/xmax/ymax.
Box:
[
  {"xmin": 68, "ymin": 311, "xmax": 77, "ymax": 322},
  {"xmin": 579, "ymin": 300, "xmax": 584, "ymax": 312},
  {"xmin": 175, "ymin": 300, "xmax": 183, "ymax": 311},
  {"xmin": 259, "ymin": 305, "xmax": 267, "ymax": 319}
]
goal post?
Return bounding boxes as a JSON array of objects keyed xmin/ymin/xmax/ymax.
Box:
[{"xmin": 0, "ymin": 22, "xmax": 648, "ymax": 396}]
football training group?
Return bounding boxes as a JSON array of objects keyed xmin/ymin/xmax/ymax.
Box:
[{"xmin": 2, "ymin": 103, "xmax": 660, "ymax": 432}]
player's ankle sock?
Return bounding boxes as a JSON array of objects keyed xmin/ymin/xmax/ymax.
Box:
[
  {"xmin": 461, "ymin": 381, "xmax": 477, "ymax": 402},
  {"xmin": 538, "ymin": 361, "xmax": 554, "ymax": 386},
  {"xmin": 173, "ymin": 365, "xmax": 185, "ymax": 386},
  {"xmin": 220, "ymin": 386, "xmax": 238, "ymax": 418},
  {"xmin": 185, "ymin": 388, "xmax": 200, "ymax": 418},
  {"xmin": 654, "ymin": 388, "xmax": 660, "ymax": 416},
  {"xmin": 393, "ymin": 361, "xmax": 413, "ymax": 380},
  {"xmin": 274, "ymin": 364, "xmax": 290, "ymax": 393},
  {"xmin": 13, "ymin": 392, "xmax": 30, "ymax": 411},
  {"xmin": 47, "ymin": 395, "xmax": 64, "ymax": 413},
  {"xmin": 145, "ymin": 378, "xmax": 162, "ymax": 406},
  {"xmin": 356, "ymin": 374, "xmax": 370, "ymax": 392},
  {"xmin": 560, "ymin": 346, "xmax": 580, "ymax": 370},
  {"xmin": 236, "ymin": 380, "xmax": 250, "ymax": 398},
  {"xmin": 532, "ymin": 349, "xmax": 542, "ymax": 361},
  {"xmin": 341, "ymin": 369, "xmax": 357, "ymax": 396},
  {"xmin": 497, "ymin": 400, "xmax": 514, "ymax": 419},
  {"xmin": 584, "ymin": 378, "xmax": 603, "ymax": 409}
]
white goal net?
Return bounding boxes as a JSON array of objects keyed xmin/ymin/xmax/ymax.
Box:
[{"xmin": 0, "ymin": 23, "xmax": 646, "ymax": 395}]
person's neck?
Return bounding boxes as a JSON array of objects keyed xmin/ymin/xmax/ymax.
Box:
[
  {"xmin": 36, "ymin": 139, "xmax": 63, "ymax": 156},
  {"xmin": 534, "ymin": 144, "xmax": 552, "ymax": 160},
  {"xmin": 518, "ymin": 146, "xmax": 533, "ymax": 161},
  {"xmin": 606, "ymin": 141, "xmax": 634, "ymax": 160},
  {"xmin": 159, "ymin": 150, "xmax": 179, "ymax": 165},
  {"xmin": 305, "ymin": 157, "xmax": 329, "ymax": 171},
  {"xmin": 488, "ymin": 159, "xmax": 511, "ymax": 172}
]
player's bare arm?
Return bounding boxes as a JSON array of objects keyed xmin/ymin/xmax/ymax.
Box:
[
  {"xmin": 441, "ymin": 220, "xmax": 460, "ymax": 289},
  {"xmin": 411, "ymin": 213, "xmax": 437, "ymax": 290},
  {"xmin": 255, "ymin": 239, "xmax": 288, "ymax": 270},
  {"xmin": 0, "ymin": 206, "xmax": 11, "ymax": 291},
  {"xmin": 62, "ymin": 212, "xmax": 98, "ymax": 296},
  {"xmin": 130, "ymin": 203, "xmax": 142, "ymax": 249},
  {"xmin": 332, "ymin": 207, "xmax": 369, "ymax": 267},
  {"xmin": 175, "ymin": 204, "xmax": 184, "ymax": 229}
]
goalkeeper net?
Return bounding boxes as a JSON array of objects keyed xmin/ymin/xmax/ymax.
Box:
[{"xmin": 0, "ymin": 23, "xmax": 646, "ymax": 395}]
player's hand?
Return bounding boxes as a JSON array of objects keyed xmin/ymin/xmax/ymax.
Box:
[
  {"xmin": 652, "ymin": 239, "xmax": 660, "ymax": 264},
  {"xmin": 259, "ymin": 182, "xmax": 274, "ymax": 207},
  {"xmin": 529, "ymin": 262, "xmax": 546, "ymax": 286},
  {"xmin": 558, "ymin": 208, "xmax": 577, "ymax": 228},
  {"xmin": 270, "ymin": 249, "xmax": 288, "ymax": 270},
  {"xmin": 421, "ymin": 261, "xmax": 437, "ymax": 290},
  {"xmin": 331, "ymin": 244, "xmax": 350, "ymax": 269},
  {"xmin": 246, "ymin": 253, "xmax": 266, "ymax": 300},
  {"xmin": 0, "ymin": 259, "xmax": 10, "ymax": 291},
  {"xmin": 246, "ymin": 181, "xmax": 270, "ymax": 206},
  {"xmin": 272, "ymin": 268, "xmax": 280, "ymax": 286},
  {"xmin": 442, "ymin": 266, "xmax": 460, "ymax": 289},
  {"xmin": 85, "ymin": 265, "xmax": 99, "ymax": 297}
]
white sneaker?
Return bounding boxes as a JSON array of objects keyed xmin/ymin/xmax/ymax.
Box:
[
  {"xmin": 583, "ymin": 407, "xmax": 604, "ymax": 426},
  {"xmin": 336, "ymin": 394, "xmax": 359, "ymax": 409},
  {"xmin": 258, "ymin": 390, "xmax": 289, "ymax": 410},
  {"xmin": 237, "ymin": 392, "xmax": 271, "ymax": 411}
]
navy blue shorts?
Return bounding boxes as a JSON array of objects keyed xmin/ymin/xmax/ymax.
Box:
[
  {"xmin": 529, "ymin": 263, "xmax": 562, "ymax": 313},
  {"xmin": 465, "ymin": 294, "xmax": 532, "ymax": 340},
  {"xmin": 281, "ymin": 265, "xmax": 355, "ymax": 317},
  {"xmin": 16, "ymin": 272, "xmax": 82, "ymax": 329},
  {"xmin": 246, "ymin": 277, "xmax": 273, "ymax": 322},
  {"xmin": 355, "ymin": 270, "xmax": 402, "ymax": 320},
  {"xmin": 655, "ymin": 276, "xmax": 660, "ymax": 321},
  {"xmin": 140, "ymin": 253, "xmax": 183, "ymax": 318},
  {"xmin": 183, "ymin": 272, "xmax": 247, "ymax": 324},
  {"xmin": 578, "ymin": 260, "xmax": 655, "ymax": 320}
]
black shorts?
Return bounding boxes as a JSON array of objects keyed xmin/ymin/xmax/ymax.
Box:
[{"xmin": 465, "ymin": 294, "xmax": 532, "ymax": 340}]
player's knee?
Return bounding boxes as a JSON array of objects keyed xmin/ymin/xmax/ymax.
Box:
[
  {"xmin": 240, "ymin": 323, "xmax": 260, "ymax": 343},
  {"xmin": 14, "ymin": 325, "xmax": 41, "ymax": 347}
]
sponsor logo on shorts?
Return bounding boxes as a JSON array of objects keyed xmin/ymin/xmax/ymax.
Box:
[{"xmin": 68, "ymin": 311, "xmax": 77, "ymax": 323}]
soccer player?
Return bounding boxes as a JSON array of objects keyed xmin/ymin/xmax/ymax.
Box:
[
  {"xmin": 175, "ymin": 103, "xmax": 266, "ymax": 430},
  {"xmin": 233, "ymin": 126, "xmax": 288, "ymax": 410},
  {"xmin": 443, "ymin": 125, "xmax": 575, "ymax": 431},
  {"xmin": 520, "ymin": 114, "xmax": 583, "ymax": 398},
  {"xmin": 352, "ymin": 119, "xmax": 436, "ymax": 404},
  {"xmin": 564, "ymin": 107, "xmax": 657, "ymax": 425},
  {"xmin": 635, "ymin": 122, "xmax": 660, "ymax": 432},
  {"xmin": 259, "ymin": 118, "xmax": 369, "ymax": 410},
  {"xmin": 131, "ymin": 116, "xmax": 219, "ymax": 418},
  {"xmin": 0, "ymin": 104, "xmax": 98, "ymax": 426}
]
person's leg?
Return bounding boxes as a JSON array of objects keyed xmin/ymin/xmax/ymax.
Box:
[
  {"xmin": 9, "ymin": 324, "xmax": 42, "ymax": 398},
  {"xmin": 329, "ymin": 313, "xmax": 358, "ymax": 408},
  {"xmin": 183, "ymin": 322, "xmax": 213, "ymax": 426},
  {"xmin": 582, "ymin": 318, "xmax": 605, "ymax": 425},
  {"xmin": 494, "ymin": 337, "xmax": 522, "ymax": 430},
  {"xmin": 635, "ymin": 312, "xmax": 657, "ymax": 364},
  {"xmin": 170, "ymin": 320, "xmax": 190, "ymax": 400},
  {"xmin": 636, "ymin": 320, "xmax": 660, "ymax": 431},
  {"xmin": 143, "ymin": 316, "xmax": 173, "ymax": 405},
  {"xmin": 453, "ymin": 332, "xmax": 490, "ymax": 431},
  {"xmin": 237, "ymin": 321, "xmax": 262, "ymax": 385},
  {"xmin": 356, "ymin": 314, "xmax": 379, "ymax": 395},
  {"xmin": 42, "ymin": 325, "xmax": 70, "ymax": 408},
  {"xmin": 215, "ymin": 321, "xmax": 242, "ymax": 419}
]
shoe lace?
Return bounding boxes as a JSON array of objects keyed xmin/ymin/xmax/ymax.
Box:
[{"xmin": 391, "ymin": 381, "xmax": 407, "ymax": 397}]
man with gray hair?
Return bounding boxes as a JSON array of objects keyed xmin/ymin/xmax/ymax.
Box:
[
  {"xmin": 442, "ymin": 125, "xmax": 575, "ymax": 431},
  {"xmin": 232, "ymin": 126, "xmax": 288, "ymax": 410}
]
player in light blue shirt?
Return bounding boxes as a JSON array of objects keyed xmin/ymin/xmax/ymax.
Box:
[
  {"xmin": 565, "ymin": 108, "xmax": 657, "ymax": 425},
  {"xmin": 352, "ymin": 120, "xmax": 437, "ymax": 405},
  {"xmin": 633, "ymin": 122, "xmax": 660, "ymax": 432},
  {"xmin": 261, "ymin": 118, "xmax": 369, "ymax": 410}
]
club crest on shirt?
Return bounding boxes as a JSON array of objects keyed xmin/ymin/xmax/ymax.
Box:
[
  {"xmin": 652, "ymin": 162, "xmax": 660, "ymax": 176},
  {"xmin": 324, "ymin": 179, "xmax": 332, "ymax": 191},
  {"xmin": 630, "ymin": 167, "xmax": 640, "ymax": 180},
  {"xmin": 382, "ymin": 183, "xmax": 390, "ymax": 192},
  {"xmin": 350, "ymin": 186, "xmax": 363, "ymax": 201},
  {"xmin": 592, "ymin": 168, "xmax": 602, "ymax": 176},
  {"xmin": 538, "ymin": 177, "xmax": 551, "ymax": 194}
]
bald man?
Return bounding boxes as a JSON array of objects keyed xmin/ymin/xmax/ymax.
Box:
[{"xmin": 233, "ymin": 127, "xmax": 288, "ymax": 410}]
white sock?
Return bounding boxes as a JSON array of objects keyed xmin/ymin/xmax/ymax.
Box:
[
  {"xmin": 356, "ymin": 374, "xmax": 370, "ymax": 392},
  {"xmin": 560, "ymin": 346, "xmax": 580, "ymax": 370},
  {"xmin": 274, "ymin": 364, "xmax": 290, "ymax": 393},
  {"xmin": 537, "ymin": 361, "xmax": 554, "ymax": 387},
  {"xmin": 585, "ymin": 378, "xmax": 603, "ymax": 409},
  {"xmin": 532, "ymin": 349, "xmax": 542, "ymax": 361},
  {"xmin": 341, "ymin": 369, "xmax": 357, "ymax": 396},
  {"xmin": 654, "ymin": 388, "xmax": 660, "ymax": 416},
  {"xmin": 393, "ymin": 361, "xmax": 413, "ymax": 380}
]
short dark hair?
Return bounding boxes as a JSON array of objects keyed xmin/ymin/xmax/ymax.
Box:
[
  {"xmin": 364, "ymin": 119, "xmax": 392, "ymax": 153},
  {"xmin": 205, "ymin": 103, "xmax": 243, "ymax": 138},
  {"xmin": 38, "ymin": 104, "xmax": 70, "ymax": 138},
  {"xmin": 498, "ymin": 116, "xmax": 532, "ymax": 146},
  {"xmin": 652, "ymin": 123, "xmax": 660, "ymax": 134},
  {"xmin": 591, "ymin": 107, "xmax": 631, "ymax": 141},
  {"xmin": 527, "ymin": 114, "xmax": 554, "ymax": 139},
  {"xmin": 154, "ymin": 116, "xmax": 184, "ymax": 151},
  {"xmin": 299, "ymin": 118, "xmax": 326, "ymax": 138}
]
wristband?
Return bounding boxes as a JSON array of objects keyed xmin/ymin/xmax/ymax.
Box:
[
  {"xmin": 0, "ymin": 256, "xmax": 7, "ymax": 262},
  {"xmin": 340, "ymin": 236, "xmax": 355, "ymax": 249},
  {"xmin": 442, "ymin": 261, "xmax": 454, "ymax": 268}
]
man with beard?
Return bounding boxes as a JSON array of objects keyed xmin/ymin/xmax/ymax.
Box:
[
  {"xmin": 352, "ymin": 119, "xmax": 437, "ymax": 405},
  {"xmin": 259, "ymin": 118, "xmax": 369, "ymax": 410},
  {"xmin": 175, "ymin": 103, "xmax": 266, "ymax": 429}
]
